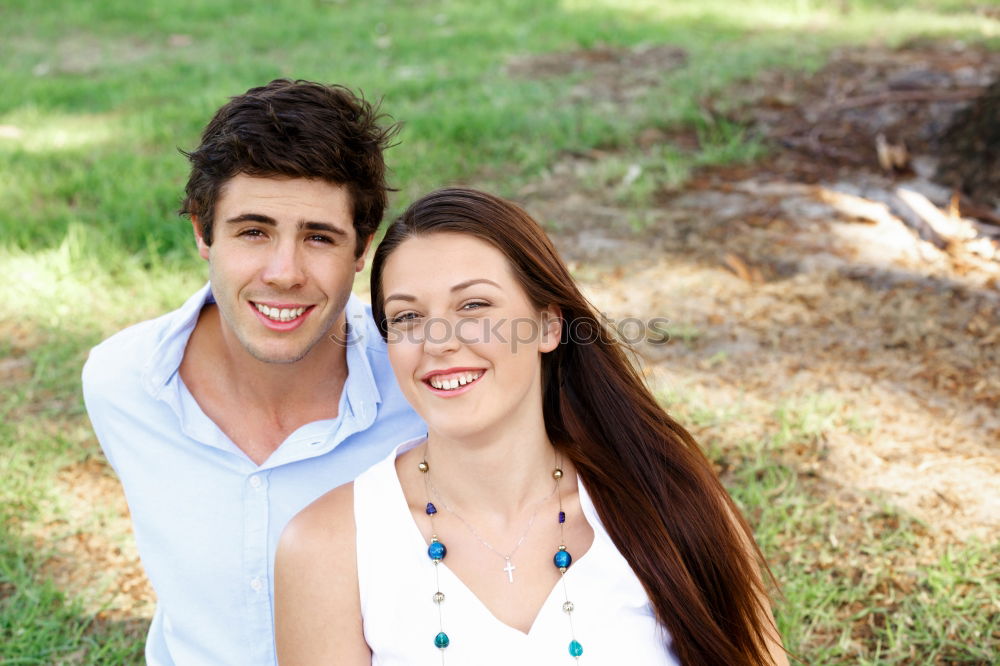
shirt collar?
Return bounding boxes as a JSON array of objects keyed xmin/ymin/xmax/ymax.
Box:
[
  {"xmin": 141, "ymin": 283, "xmax": 384, "ymax": 413},
  {"xmin": 141, "ymin": 282, "xmax": 214, "ymax": 397},
  {"xmin": 341, "ymin": 293, "xmax": 384, "ymax": 418}
]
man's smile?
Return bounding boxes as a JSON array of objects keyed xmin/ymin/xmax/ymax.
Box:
[
  {"xmin": 249, "ymin": 301, "xmax": 314, "ymax": 331},
  {"xmin": 253, "ymin": 302, "xmax": 311, "ymax": 322}
]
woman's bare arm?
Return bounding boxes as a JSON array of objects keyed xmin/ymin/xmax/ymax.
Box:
[{"xmin": 274, "ymin": 483, "xmax": 370, "ymax": 666}]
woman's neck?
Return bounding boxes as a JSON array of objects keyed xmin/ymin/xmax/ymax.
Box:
[{"xmin": 423, "ymin": 423, "xmax": 559, "ymax": 517}]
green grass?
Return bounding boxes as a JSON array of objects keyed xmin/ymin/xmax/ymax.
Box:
[
  {"xmin": 0, "ymin": 533, "xmax": 145, "ymax": 665},
  {"xmin": 663, "ymin": 386, "xmax": 1000, "ymax": 664},
  {"xmin": 2, "ymin": 0, "xmax": 999, "ymax": 663}
]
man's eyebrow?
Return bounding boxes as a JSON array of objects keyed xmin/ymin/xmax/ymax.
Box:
[
  {"xmin": 225, "ymin": 213, "xmax": 276, "ymax": 225},
  {"xmin": 223, "ymin": 214, "xmax": 347, "ymax": 236},
  {"xmin": 301, "ymin": 221, "xmax": 347, "ymax": 236},
  {"xmin": 451, "ymin": 278, "xmax": 501, "ymax": 292}
]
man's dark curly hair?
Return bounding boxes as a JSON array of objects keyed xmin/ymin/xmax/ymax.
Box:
[{"xmin": 180, "ymin": 79, "xmax": 398, "ymax": 257}]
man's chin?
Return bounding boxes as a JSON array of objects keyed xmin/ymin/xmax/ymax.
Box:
[
  {"xmin": 234, "ymin": 335, "xmax": 322, "ymax": 365},
  {"xmin": 244, "ymin": 345, "xmax": 314, "ymax": 365}
]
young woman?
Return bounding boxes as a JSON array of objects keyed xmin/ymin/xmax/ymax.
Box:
[{"xmin": 275, "ymin": 188, "xmax": 788, "ymax": 665}]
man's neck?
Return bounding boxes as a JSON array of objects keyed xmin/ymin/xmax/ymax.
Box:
[{"xmin": 179, "ymin": 305, "xmax": 350, "ymax": 464}]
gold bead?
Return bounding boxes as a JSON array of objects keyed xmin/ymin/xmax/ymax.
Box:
[
  {"xmin": 552, "ymin": 468, "xmax": 563, "ymax": 480},
  {"xmin": 418, "ymin": 461, "xmax": 429, "ymax": 473}
]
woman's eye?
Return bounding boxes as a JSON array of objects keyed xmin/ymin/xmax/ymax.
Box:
[
  {"xmin": 461, "ymin": 301, "xmax": 490, "ymax": 311},
  {"xmin": 389, "ymin": 312, "xmax": 419, "ymax": 324}
]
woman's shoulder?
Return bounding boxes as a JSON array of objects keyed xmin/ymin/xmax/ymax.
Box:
[
  {"xmin": 279, "ymin": 482, "xmax": 356, "ymax": 562},
  {"xmin": 274, "ymin": 487, "xmax": 370, "ymax": 664}
]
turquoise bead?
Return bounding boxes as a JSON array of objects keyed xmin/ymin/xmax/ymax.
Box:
[
  {"xmin": 553, "ymin": 548, "xmax": 572, "ymax": 570},
  {"xmin": 569, "ymin": 639, "xmax": 583, "ymax": 657},
  {"xmin": 434, "ymin": 631, "xmax": 450, "ymax": 649},
  {"xmin": 428, "ymin": 540, "xmax": 447, "ymax": 561}
]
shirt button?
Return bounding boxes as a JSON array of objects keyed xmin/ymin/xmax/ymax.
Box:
[
  {"xmin": 249, "ymin": 475, "xmax": 262, "ymax": 489},
  {"xmin": 250, "ymin": 577, "xmax": 263, "ymax": 592}
]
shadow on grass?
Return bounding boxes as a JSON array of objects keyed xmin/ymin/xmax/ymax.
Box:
[
  {"xmin": 1, "ymin": 318, "xmax": 150, "ymax": 662},
  {"xmin": 0, "ymin": 523, "xmax": 147, "ymax": 665}
]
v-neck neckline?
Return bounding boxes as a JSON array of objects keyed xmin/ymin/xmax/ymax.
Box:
[{"xmin": 388, "ymin": 440, "xmax": 604, "ymax": 638}]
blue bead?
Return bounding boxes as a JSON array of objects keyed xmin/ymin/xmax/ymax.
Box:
[
  {"xmin": 553, "ymin": 548, "xmax": 572, "ymax": 570},
  {"xmin": 558, "ymin": 511, "xmax": 566, "ymax": 524},
  {"xmin": 428, "ymin": 540, "xmax": 447, "ymax": 561},
  {"xmin": 426, "ymin": 502, "xmax": 437, "ymax": 515},
  {"xmin": 569, "ymin": 639, "xmax": 583, "ymax": 657},
  {"xmin": 434, "ymin": 631, "xmax": 450, "ymax": 649}
]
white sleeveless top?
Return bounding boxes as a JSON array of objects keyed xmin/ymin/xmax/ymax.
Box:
[{"xmin": 354, "ymin": 438, "xmax": 679, "ymax": 665}]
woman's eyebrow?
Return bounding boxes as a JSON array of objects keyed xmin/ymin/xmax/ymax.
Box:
[
  {"xmin": 384, "ymin": 279, "xmax": 500, "ymax": 305},
  {"xmin": 451, "ymin": 278, "xmax": 501, "ymax": 292},
  {"xmin": 383, "ymin": 293, "xmax": 416, "ymax": 305}
]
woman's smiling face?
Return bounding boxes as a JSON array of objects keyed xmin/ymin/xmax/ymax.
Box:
[{"xmin": 380, "ymin": 232, "xmax": 561, "ymax": 441}]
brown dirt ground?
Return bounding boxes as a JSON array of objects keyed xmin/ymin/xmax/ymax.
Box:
[
  {"xmin": 519, "ymin": 40, "xmax": 1000, "ymax": 549},
  {"xmin": 40, "ymin": 40, "xmax": 1000, "ymax": 639},
  {"xmin": 34, "ymin": 459, "xmax": 157, "ymax": 622}
]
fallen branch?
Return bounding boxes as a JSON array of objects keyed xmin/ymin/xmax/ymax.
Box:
[
  {"xmin": 895, "ymin": 187, "xmax": 977, "ymax": 243},
  {"xmin": 814, "ymin": 187, "xmax": 898, "ymax": 226},
  {"xmin": 957, "ymin": 196, "xmax": 1000, "ymax": 228},
  {"xmin": 833, "ymin": 88, "xmax": 984, "ymax": 111},
  {"xmin": 888, "ymin": 187, "xmax": 997, "ymax": 260},
  {"xmin": 778, "ymin": 135, "xmax": 866, "ymax": 164},
  {"xmin": 884, "ymin": 191, "xmax": 950, "ymax": 250}
]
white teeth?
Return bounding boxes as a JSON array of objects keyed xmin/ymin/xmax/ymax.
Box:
[
  {"xmin": 255, "ymin": 303, "xmax": 306, "ymax": 322},
  {"xmin": 429, "ymin": 371, "xmax": 483, "ymax": 391}
]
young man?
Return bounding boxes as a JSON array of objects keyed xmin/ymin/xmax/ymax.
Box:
[{"xmin": 82, "ymin": 80, "xmax": 425, "ymax": 665}]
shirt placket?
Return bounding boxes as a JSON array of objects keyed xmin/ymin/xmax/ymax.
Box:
[{"xmin": 243, "ymin": 470, "xmax": 273, "ymax": 663}]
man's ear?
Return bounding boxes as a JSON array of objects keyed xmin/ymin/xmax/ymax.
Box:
[
  {"xmin": 191, "ymin": 216, "xmax": 210, "ymax": 261},
  {"xmin": 354, "ymin": 233, "xmax": 375, "ymax": 273},
  {"xmin": 539, "ymin": 305, "xmax": 563, "ymax": 353}
]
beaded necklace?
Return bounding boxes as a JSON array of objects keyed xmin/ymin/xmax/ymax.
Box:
[
  {"xmin": 426, "ymin": 474, "xmax": 557, "ymax": 583},
  {"xmin": 418, "ymin": 450, "xmax": 583, "ymax": 662}
]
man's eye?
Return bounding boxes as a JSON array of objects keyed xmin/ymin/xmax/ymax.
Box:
[
  {"xmin": 239, "ymin": 228, "xmax": 265, "ymax": 238},
  {"xmin": 308, "ymin": 234, "xmax": 334, "ymax": 244}
]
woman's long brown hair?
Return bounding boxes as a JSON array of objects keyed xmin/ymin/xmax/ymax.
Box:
[{"xmin": 370, "ymin": 188, "xmax": 780, "ymax": 665}]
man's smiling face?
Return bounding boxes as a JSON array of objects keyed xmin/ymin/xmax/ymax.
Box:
[{"xmin": 195, "ymin": 173, "xmax": 370, "ymax": 364}]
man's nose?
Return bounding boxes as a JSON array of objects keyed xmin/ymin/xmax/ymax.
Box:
[{"xmin": 261, "ymin": 241, "xmax": 305, "ymax": 289}]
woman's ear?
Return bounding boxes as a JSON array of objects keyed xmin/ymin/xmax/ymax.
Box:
[{"xmin": 539, "ymin": 305, "xmax": 562, "ymax": 353}]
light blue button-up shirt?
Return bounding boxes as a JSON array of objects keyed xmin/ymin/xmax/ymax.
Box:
[{"xmin": 82, "ymin": 283, "xmax": 425, "ymax": 666}]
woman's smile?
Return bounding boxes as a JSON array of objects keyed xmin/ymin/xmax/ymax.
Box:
[{"xmin": 422, "ymin": 368, "xmax": 487, "ymax": 396}]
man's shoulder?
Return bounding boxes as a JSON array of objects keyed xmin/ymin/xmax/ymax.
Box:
[
  {"xmin": 83, "ymin": 284, "xmax": 207, "ymax": 391},
  {"xmin": 81, "ymin": 305, "xmax": 188, "ymax": 400}
]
